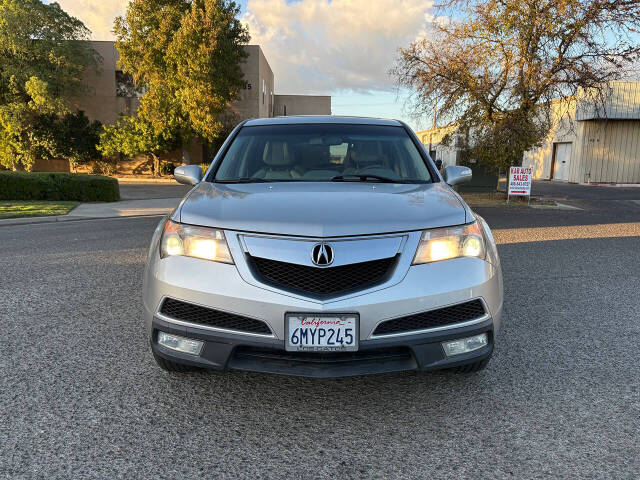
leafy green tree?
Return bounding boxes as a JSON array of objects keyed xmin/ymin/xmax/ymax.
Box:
[
  {"xmin": 52, "ymin": 112, "xmax": 103, "ymax": 169},
  {"xmin": 99, "ymin": 115, "xmax": 182, "ymax": 176},
  {"xmin": 0, "ymin": 0, "xmax": 97, "ymax": 170},
  {"xmin": 113, "ymin": 0, "xmax": 249, "ymax": 156},
  {"xmin": 394, "ymin": 0, "xmax": 640, "ymax": 172}
]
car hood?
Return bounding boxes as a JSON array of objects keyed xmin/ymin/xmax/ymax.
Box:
[{"xmin": 178, "ymin": 182, "xmax": 469, "ymax": 237}]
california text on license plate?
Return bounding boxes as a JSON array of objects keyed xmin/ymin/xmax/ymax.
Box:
[{"xmin": 285, "ymin": 314, "xmax": 359, "ymax": 352}]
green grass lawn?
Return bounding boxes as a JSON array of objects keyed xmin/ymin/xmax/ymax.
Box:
[
  {"xmin": 460, "ymin": 192, "xmax": 556, "ymax": 207},
  {"xmin": 0, "ymin": 201, "xmax": 79, "ymax": 219}
]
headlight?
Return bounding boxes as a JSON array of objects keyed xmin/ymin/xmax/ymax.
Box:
[
  {"xmin": 160, "ymin": 219, "xmax": 234, "ymax": 264},
  {"xmin": 412, "ymin": 221, "xmax": 486, "ymax": 264}
]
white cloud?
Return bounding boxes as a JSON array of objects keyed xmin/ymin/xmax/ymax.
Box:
[
  {"xmin": 242, "ymin": 0, "xmax": 433, "ymax": 94},
  {"xmin": 52, "ymin": 0, "xmax": 433, "ymax": 93},
  {"xmin": 53, "ymin": 0, "xmax": 128, "ymax": 40}
]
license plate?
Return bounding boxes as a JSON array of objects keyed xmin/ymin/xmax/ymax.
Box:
[{"xmin": 285, "ymin": 314, "xmax": 359, "ymax": 352}]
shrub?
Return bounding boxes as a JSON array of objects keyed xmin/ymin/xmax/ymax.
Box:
[
  {"xmin": 200, "ymin": 163, "xmax": 211, "ymax": 175},
  {"xmin": 0, "ymin": 171, "xmax": 120, "ymax": 202},
  {"xmin": 91, "ymin": 159, "xmax": 118, "ymax": 176},
  {"xmin": 159, "ymin": 161, "xmax": 175, "ymax": 176}
]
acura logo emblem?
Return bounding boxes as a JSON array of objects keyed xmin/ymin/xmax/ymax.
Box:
[{"xmin": 311, "ymin": 243, "xmax": 334, "ymax": 266}]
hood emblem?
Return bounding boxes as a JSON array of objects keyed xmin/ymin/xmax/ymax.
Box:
[{"xmin": 311, "ymin": 243, "xmax": 334, "ymax": 266}]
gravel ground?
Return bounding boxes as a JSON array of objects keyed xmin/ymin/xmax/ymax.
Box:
[{"xmin": 1, "ymin": 209, "xmax": 639, "ymax": 479}]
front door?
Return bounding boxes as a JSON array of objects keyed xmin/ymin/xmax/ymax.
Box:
[{"xmin": 552, "ymin": 142, "xmax": 572, "ymax": 181}]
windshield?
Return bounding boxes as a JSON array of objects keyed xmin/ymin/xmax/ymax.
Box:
[{"xmin": 213, "ymin": 124, "xmax": 434, "ymax": 183}]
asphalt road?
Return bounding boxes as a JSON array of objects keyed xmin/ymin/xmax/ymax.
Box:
[{"xmin": 1, "ymin": 203, "xmax": 640, "ymax": 478}]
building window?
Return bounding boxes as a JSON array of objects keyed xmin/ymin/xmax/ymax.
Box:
[
  {"xmin": 116, "ymin": 70, "xmax": 137, "ymax": 98},
  {"xmin": 262, "ymin": 79, "xmax": 266, "ymax": 105}
]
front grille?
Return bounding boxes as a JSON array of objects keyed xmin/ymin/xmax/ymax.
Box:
[
  {"xmin": 230, "ymin": 346, "xmax": 416, "ymax": 377},
  {"xmin": 372, "ymin": 300, "xmax": 487, "ymax": 336},
  {"xmin": 248, "ymin": 255, "xmax": 397, "ymax": 297},
  {"xmin": 233, "ymin": 346, "xmax": 412, "ymax": 364},
  {"xmin": 159, "ymin": 298, "xmax": 272, "ymax": 335}
]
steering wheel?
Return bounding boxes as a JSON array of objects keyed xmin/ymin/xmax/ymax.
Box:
[{"xmin": 358, "ymin": 165, "xmax": 399, "ymax": 179}]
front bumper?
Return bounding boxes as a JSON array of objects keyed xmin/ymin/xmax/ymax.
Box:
[
  {"xmin": 143, "ymin": 221, "xmax": 503, "ymax": 378},
  {"xmin": 151, "ymin": 315, "xmax": 496, "ymax": 378}
]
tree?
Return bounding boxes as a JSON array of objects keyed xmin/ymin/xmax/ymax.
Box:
[
  {"xmin": 113, "ymin": 0, "xmax": 249, "ymax": 158},
  {"xmin": 394, "ymin": 0, "xmax": 640, "ymax": 172},
  {"xmin": 49, "ymin": 112, "xmax": 103, "ymax": 170},
  {"xmin": 98, "ymin": 115, "xmax": 182, "ymax": 176},
  {"xmin": 0, "ymin": 0, "xmax": 97, "ymax": 170}
]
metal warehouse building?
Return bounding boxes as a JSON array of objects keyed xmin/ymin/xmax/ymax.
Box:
[
  {"xmin": 523, "ymin": 82, "xmax": 640, "ymax": 183},
  {"xmin": 417, "ymin": 81, "xmax": 640, "ymax": 184}
]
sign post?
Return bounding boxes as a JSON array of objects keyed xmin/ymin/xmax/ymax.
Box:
[{"xmin": 507, "ymin": 166, "xmax": 532, "ymax": 204}]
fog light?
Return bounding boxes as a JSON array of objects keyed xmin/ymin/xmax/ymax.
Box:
[
  {"xmin": 158, "ymin": 331, "xmax": 204, "ymax": 356},
  {"xmin": 442, "ymin": 333, "xmax": 488, "ymax": 357}
]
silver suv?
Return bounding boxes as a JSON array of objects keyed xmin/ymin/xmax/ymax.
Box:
[{"xmin": 143, "ymin": 116, "xmax": 503, "ymax": 377}]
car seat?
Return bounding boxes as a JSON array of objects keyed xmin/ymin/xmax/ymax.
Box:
[
  {"xmin": 296, "ymin": 145, "xmax": 341, "ymax": 180},
  {"xmin": 343, "ymin": 142, "xmax": 397, "ymax": 178},
  {"xmin": 253, "ymin": 141, "xmax": 301, "ymax": 179}
]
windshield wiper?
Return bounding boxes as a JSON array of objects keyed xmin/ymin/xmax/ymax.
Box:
[
  {"xmin": 215, "ymin": 177, "xmax": 270, "ymax": 184},
  {"xmin": 330, "ymin": 174, "xmax": 397, "ymax": 183}
]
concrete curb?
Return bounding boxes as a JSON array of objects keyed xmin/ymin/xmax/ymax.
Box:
[
  {"xmin": 0, "ymin": 213, "xmax": 168, "ymax": 227},
  {"xmin": 530, "ymin": 202, "xmax": 583, "ymax": 210},
  {"xmin": 0, "ymin": 197, "xmax": 180, "ymax": 227},
  {"xmin": 579, "ymin": 183, "xmax": 640, "ymax": 188},
  {"xmin": 0, "ymin": 215, "xmax": 95, "ymax": 227}
]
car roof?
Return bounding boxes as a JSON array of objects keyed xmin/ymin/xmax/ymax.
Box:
[{"xmin": 243, "ymin": 115, "xmax": 405, "ymax": 127}]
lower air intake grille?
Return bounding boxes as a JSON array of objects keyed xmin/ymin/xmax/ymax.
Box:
[
  {"xmin": 372, "ymin": 300, "xmax": 487, "ymax": 336},
  {"xmin": 248, "ymin": 255, "xmax": 397, "ymax": 297},
  {"xmin": 159, "ymin": 298, "xmax": 271, "ymax": 335}
]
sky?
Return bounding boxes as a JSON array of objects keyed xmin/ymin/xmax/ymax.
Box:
[{"xmin": 45, "ymin": 0, "xmax": 434, "ymax": 131}]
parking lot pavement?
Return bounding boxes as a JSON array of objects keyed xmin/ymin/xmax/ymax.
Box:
[
  {"xmin": 488, "ymin": 180, "xmax": 640, "ymax": 228},
  {"xmin": 1, "ymin": 210, "xmax": 639, "ymax": 479}
]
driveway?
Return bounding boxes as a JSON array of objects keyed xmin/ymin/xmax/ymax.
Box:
[{"xmin": 1, "ymin": 197, "xmax": 639, "ymax": 478}]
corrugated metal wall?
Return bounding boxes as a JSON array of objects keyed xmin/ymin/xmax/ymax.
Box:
[
  {"xmin": 524, "ymin": 82, "xmax": 640, "ymax": 183},
  {"xmin": 570, "ymin": 120, "xmax": 640, "ymax": 183},
  {"xmin": 522, "ymin": 99, "xmax": 577, "ymax": 179},
  {"xmin": 576, "ymin": 82, "xmax": 640, "ymax": 121}
]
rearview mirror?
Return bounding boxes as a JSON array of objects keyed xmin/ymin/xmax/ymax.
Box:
[
  {"xmin": 443, "ymin": 165, "xmax": 472, "ymax": 186},
  {"xmin": 174, "ymin": 165, "xmax": 203, "ymax": 186}
]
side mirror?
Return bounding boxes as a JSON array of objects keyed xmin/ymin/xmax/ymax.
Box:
[
  {"xmin": 434, "ymin": 159, "xmax": 443, "ymax": 171},
  {"xmin": 443, "ymin": 165, "xmax": 472, "ymax": 186},
  {"xmin": 174, "ymin": 165, "xmax": 203, "ymax": 186}
]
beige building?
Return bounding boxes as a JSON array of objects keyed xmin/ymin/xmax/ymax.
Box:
[
  {"xmin": 523, "ymin": 82, "xmax": 640, "ymax": 183},
  {"xmin": 73, "ymin": 42, "xmax": 331, "ymax": 165},
  {"xmin": 415, "ymin": 124, "xmax": 461, "ymax": 168},
  {"xmin": 416, "ymin": 82, "xmax": 640, "ymax": 184}
]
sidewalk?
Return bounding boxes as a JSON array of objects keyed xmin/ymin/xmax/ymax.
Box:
[
  {"xmin": 115, "ymin": 176, "xmax": 180, "ymax": 184},
  {"xmin": 67, "ymin": 197, "xmax": 181, "ymax": 218},
  {"xmin": 0, "ymin": 198, "xmax": 182, "ymax": 226}
]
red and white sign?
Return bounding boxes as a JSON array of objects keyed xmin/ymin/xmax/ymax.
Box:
[{"xmin": 508, "ymin": 166, "xmax": 532, "ymax": 196}]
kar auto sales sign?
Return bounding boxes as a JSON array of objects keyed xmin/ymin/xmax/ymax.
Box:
[{"xmin": 508, "ymin": 166, "xmax": 532, "ymax": 196}]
